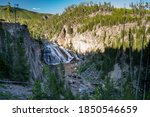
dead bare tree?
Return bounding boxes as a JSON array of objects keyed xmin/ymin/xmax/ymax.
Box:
[
  {"xmin": 122, "ymin": 4, "xmax": 126, "ymax": 53},
  {"xmin": 143, "ymin": 44, "xmax": 150, "ymax": 100},
  {"xmin": 129, "ymin": 28, "xmax": 133, "ymax": 81},
  {"xmin": 120, "ymin": 4, "xmax": 127, "ymax": 98},
  {"xmin": 14, "ymin": 4, "xmax": 19, "ymax": 23},
  {"xmin": 0, "ymin": 80, "xmax": 31, "ymax": 85},
  {"xmin": 135, "ymin": 27, "xmax": 145, "ymax": 99},
  {"xmin": 135, "ymin": 0, "xmax": 147, "ymax": 99},
  {"xmin": 136, "ymin": 16, "xmax": 147, "ymax": 100}
]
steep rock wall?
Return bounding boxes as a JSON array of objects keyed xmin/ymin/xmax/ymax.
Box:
[
  {"xmin": 0, "ymin": 22, "xmax": 43, "ymax": 82},
  {"xmin": 56, "ymin": 22, "xmax": 150, "ymax": 53}
]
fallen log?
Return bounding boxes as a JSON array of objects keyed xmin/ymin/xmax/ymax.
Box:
[{"xmin": 0, "ymin": 80, "xmax": 31, "ymax": 85}]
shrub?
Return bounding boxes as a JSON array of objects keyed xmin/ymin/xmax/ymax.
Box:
[
  {"xmin": 92, "ymin": 76, "xmax": 116, "ymax": 100},
  {"xmin": 32, "ymin": 80, "xmax": 46, "ymax": 100}
]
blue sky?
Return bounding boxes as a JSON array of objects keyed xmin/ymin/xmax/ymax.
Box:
[{"xmin": 0, "ymin": 0, "xmax": 149, "ymax": 14}]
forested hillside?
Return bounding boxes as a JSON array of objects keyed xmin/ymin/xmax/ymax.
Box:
[
  {"xmin": 0, "ymin": 1, "xmax": 150, "ymax": 100},
  {"xmin": 1, "ymin": 2, "xmax": 150, "ymax": 41}
]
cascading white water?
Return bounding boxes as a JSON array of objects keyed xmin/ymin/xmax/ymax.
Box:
[{"xmin": 43, "ymin": 43, "xmax": 79, "ymax": 65}]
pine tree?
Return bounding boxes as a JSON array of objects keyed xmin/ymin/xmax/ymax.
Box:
[
  {"xmin": 6, "ymin": 2, "xmax": 11, "ymax": 21},
  {"xmin": 13, "ymin": 37, "xmax": 29, "ymax": 82},
  {"xmin": 32, "ymin": 80, "xmax": 45, "ymax": 100}
]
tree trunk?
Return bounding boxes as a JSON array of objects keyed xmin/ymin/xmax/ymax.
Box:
[
  {"xmin": 129, "ymin": 28, "xmax": 133, "ymax": 81},
  {"xmin": 136, "ymin": 27, "xmax": 145, "ymax": 99},
  {"xmin": 143, "ymin": 48, "xmax": 150, "ymax": 100},
  {"xmin": 0, "ymin": 80, "xmax": 31, "ymax": 85}
]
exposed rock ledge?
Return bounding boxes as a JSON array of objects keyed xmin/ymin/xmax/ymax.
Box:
[{"xmin": 56, "ymin": 22, "xmax": 138, "ymax": 53}]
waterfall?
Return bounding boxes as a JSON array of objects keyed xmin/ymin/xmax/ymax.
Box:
[{"xmin": 43, "ymin": 43, "xmax": 79, "ymax": 65}]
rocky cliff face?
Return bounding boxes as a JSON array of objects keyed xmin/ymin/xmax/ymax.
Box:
[
  {"xmin": 0, "ymin": 22, "xmax": 43, "ymax": 82},
  {"xmin": 56, "ymin": 22, "xmax": 150, "ymax": 54}
]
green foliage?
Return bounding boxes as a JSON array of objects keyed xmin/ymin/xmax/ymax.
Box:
[
  {"xmin": 92, "ymin": 75, "xmax": 135, "ymax": 100},
  {"xmin": 0, "ymin": 5, "xmax": 52, "ymax": 40},
  {"xmin": 0, "ymin": 92, "xmax": 17, "ymax": 99},
  {"xmin": 0, "ymin": 5, "xmax": 52, "ymax": 22},
  {"xmin": 47, "ymin": 71, "xmax": 60, "ymax": 99},
  {"xmin": 0, "ymin": 2, "xmax": 149, "ymax": 41},
  {"xmin": 12, "ymin": 37, "xmax": 29, "ymax": 82},
  {"xmin": 0, "ymin": 2, "xmax": 120, "ymax": 40},
  {"xmin": 0, "ymin": 29, "xmax": 29, "ymax": 82},
  {"xmin": 82, "ymin": 49, "xmax": 117, "ymax": 75},
  {"xmin": 6, "ymin": 2, "xmax": 11, "ymax": 21},
  {"xmin": 121, "ymin": 77, "xmax": 135, "ymax": 100},
  {"xmin": 0, "ymin": 55, "xmax": 10, "ymax": 79},
  {"xmin": 146, "ymin": 27, "xmax": 150, "ymax": 34},
  {"xmin": 112, "ymin": 26, "xmax": 149, "ymax": 51},
  {"xmin": 42, "ymin": 66, "xmax": 75, "ymax": 100},
  {"xmin": 67, "ymin": 23, "xmax": 73, "ymax": 35},
  {"xmin": 146, "ymin": 90, "xmax": 150, "ymax": 99},
  {"xmin": 78, "ymin": 9, "xmax": 139, "ymax": 33},
  {"xmin": 77, "ymin": 61, "xmax": 91, "ymax": 73},
  {"xmin": 32, "ymin": 80, "xmax": 46, "ymax": 100},
  {"xmin": 62, "ymin": 87, "xmax": 76, "ymax": 100},
  {"xmin": 81, "ymin": 93, "xmax": 90, "ymax": 100},
  {"xmin": 92, "ymin": 76, "xmax": 116, "ymax": 100}
]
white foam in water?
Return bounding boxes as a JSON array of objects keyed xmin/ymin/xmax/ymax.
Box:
[{"xmin": 43, "ymin": 43, "xmax": 79, "ymax": 65}]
